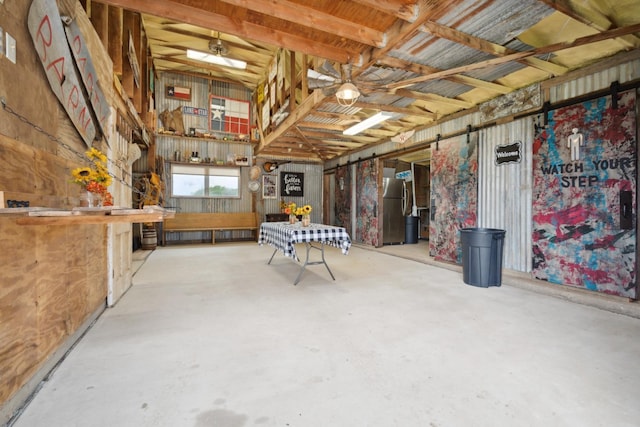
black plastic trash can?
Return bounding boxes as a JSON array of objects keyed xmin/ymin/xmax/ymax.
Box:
[
  {"xmin": 460, "ymin": 228, "xmax": 506, "ymax": 287},
  {"xmin": 405, "ymin": 215, "xmax": 419, "ymax": 244}
]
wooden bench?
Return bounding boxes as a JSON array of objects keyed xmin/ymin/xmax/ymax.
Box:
[{"xmin": 163, "ymin": 212, "xmax": 259, "ymax": 245}]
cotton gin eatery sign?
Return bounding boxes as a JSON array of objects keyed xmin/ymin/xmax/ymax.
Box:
[
  {"xmin": 280, "ymin": 172, "xmax": 304, "ymax": 197},
  {"xmin": 495, "ymin": 141, "xmax": 522, "ymax": 165}
]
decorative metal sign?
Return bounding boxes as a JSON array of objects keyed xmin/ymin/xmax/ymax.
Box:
[
  {"xmin": 64, "ymin": 17, "xmax": 110, "ymax": 136},
  {"xmin": 495, "ymin": 141, "xmax": 522, "ymax": 165},
  {"xmin": 29, "ymin": 0, "xmax": 111, "ymax": 145},
  {"xmin": 29, "ymin": 0, "xmax": 98, "ymax": 146},
  {"xmin": 280, "ymin": 172, "xmax": 304, "ymax": 197}
]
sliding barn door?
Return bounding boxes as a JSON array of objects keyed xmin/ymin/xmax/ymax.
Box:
[
  {"xmin": 532, "ymin": 90, "xmax": 636, "ymax": 297},
  {"xmin": 355, "ymin": 159, "xmax": 381, "ymax": 246}
]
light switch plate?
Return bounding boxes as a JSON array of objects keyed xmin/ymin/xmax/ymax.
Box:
[{"xmin": 5, "ymin": 31, "xmax": 15, "ymax": 63}]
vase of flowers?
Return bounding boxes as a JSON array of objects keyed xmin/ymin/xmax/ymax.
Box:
[
  {"xmin": 298, "ymin": 204, "xmax": 312, "ymax": 226},
  {"xmin": 71, "ymin": 147, "xmax": 114, "ymax": 207},
  {"xmin": 284, "ymin": 202, "xmax": 297, "ymax": 223}
]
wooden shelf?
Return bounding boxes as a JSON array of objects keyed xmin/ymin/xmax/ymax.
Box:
[
  {"xmin": 156, "ymin": 133, "xmax": 251, "ymax": 144},
  {"xmin": 3, "ymin": 206, "xmax": 175, "ymax": 226}
]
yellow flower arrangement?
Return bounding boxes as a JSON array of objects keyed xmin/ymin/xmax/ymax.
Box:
[
  {"xmin": 283, "ymin": 202, "xmax": 312, "ymax": 216},
  {"xmin": 284, "ymin": 202, "xmax": 297, "ymax": 215},
  {"xmin": 71, "ymin": 147, "xmax": 113, "ymax": 206},
  {"xmin": 295, "ymin": 204, "xmax": 312, "ymax": 216}
]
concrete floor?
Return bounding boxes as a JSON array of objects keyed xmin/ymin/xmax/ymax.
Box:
[{"xmin": 10, "ymin": 241, "xmax": 640, "ymax": 427}]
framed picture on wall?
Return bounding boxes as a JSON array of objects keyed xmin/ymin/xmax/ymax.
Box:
[
  {"xmin": 262, "ymin": 174, "xmax": 277, "ymax": 199},
  {"xmin": 165, "ymin": 85, "xmax": 191, "ymax": 101}
]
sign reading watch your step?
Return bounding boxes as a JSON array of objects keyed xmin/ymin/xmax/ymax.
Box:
[{"xmin": 495, "ymin": 141, "xmax": 521, "ymax": 165}]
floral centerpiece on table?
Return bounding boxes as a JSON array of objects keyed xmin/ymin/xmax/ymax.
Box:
[
  {"xmin": 71, "ymin": 147, "xmax": 113, "ymax": 206},
  {"xmin": 283, "ymin": 202, "xmax": 312, "ymax": 226},
  {"xmin": 284, "ymin": 202, "xmax": 298, "ymax": 223}
]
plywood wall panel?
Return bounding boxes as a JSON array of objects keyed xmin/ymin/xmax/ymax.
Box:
[
  {"xmin": 35, "ymin": 225, "xmax": 73, "ymax": 358},
  {"xmin": 0, "ymin": 136, "xmax": 36, "ymax": 194},
  {"xmin": 0, "ymin": 2, "xmax": 113, "ymax": 415},
  {"xmin": 86, "ymin": 230, "xmax": 107, "ymax": 312},
  {"xmin": 0, "ymin": 219, "xmax": 38, "ymax": 403}
]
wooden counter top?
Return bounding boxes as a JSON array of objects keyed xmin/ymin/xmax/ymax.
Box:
[{"xmin": 1, "ymin": 206, "xmax": 175, "ymax": 226}]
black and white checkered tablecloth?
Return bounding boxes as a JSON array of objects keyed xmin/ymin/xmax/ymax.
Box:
[{"xmin": 258, "ymin": 222, "xmax": 352, "ymax": 259}]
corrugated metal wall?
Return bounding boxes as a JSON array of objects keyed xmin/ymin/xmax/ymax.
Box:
[
  {"xmin": 545, "ymin": 56, "xmax": 640, "ymax": 103},
  {"xmin": 150, "ymin": 73, "xmax": 258, "ymax": 243},
  {"xmin": 478, "ymin": 119, "xmax": 533, "ymax": 273},
  {"xmin": 260, "ymin": 162, "xmax": 324, "ymax": 224}
]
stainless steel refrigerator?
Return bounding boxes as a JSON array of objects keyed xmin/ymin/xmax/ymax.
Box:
[{"xmin": 382, "ymin": 177, "xmax": 407, "ymax": 244}]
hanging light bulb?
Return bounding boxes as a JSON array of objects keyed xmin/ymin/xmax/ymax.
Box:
[{"xmin": 335, "ymin": 82, "xmax": 360, "ymax": 107}]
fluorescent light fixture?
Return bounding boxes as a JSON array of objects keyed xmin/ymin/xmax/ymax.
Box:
[
  {"xmin": 343, "ymin": 111, "xmax": 394, "ymax": 136},
  {"xmin": 186, "ymin": 49, "xmax": 247, "ymax": 70}
]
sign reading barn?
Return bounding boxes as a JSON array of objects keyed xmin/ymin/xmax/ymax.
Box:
[{"xmin": 28, "ymin": 0, "xmax": 109, "ymax": 146}]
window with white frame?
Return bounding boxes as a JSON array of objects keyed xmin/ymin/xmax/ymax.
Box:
[{"xmin": 171, "ymin": 164, "xmax": 240, "ymax": 198}]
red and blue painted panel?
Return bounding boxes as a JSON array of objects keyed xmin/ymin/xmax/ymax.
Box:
[
  {"xmin": 429, "ymin": 136, "xmax": 478, "ymax": 264},
  {"xmin": 356, "ymin": 159, "xmax": 380, "ymax": 246},
  {"xmin": 532, "ymin": 91, "xmax": 636, "ymax": 297}
]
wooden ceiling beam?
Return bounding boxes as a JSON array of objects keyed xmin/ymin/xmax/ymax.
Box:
[
  {"xmin": 155, "ymin": 44, "xmax": 268, "ymax": 66},
  {"xmin": 292, "ymin": 127, "xmax": 329, "ymax": 161},
  {"xmin": 218, "ymin": 0, "xmax": 386, "ymax": 47},
  {"xmin": 351, "ymin": 0, "xmax": 419, "ymax": 22},
  {"xmin": 297, "ymin": 122, "xmax": 346, "ymax": 132},
  {"xmin": 353, "ymin": 101, "xmax": 437, "ymax": 120},
  {"xmin": 259, "ymin": 89, "xmax": 326, "ymax": 153},
  {"xmin": 146, "ymin": 26, "xmax": 275, "ymax": 57},
  {"xmin": 356, "ymin": 0, "xmax": 451, "ymax": 72},
  {"xmin": 309, "ymin": 111, "xmax": 356, "ymax": 121},
  {"xmin": 96, "ymin": 0, "xmax": 353, "ymax": 63},
  {"xmin": 378, "ymin": 57, "xmax": 513, "ymax": 94},
  {"xmin": 395, "ymin": 89, "xmax": 474, "ymax": 108},
  {"xmin": 420, "ymin": 20, "xmax": 569, "ymax": 76},
  {"xmin": 385, "ymin": 21, "xmax": 640, "ymax": 89},
  {"xmin": 155, "ymin": 56, "xmax": 261, "ymax": 86}
]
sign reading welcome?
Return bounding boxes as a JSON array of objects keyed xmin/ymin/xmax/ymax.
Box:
[{"xmin": 495, "ymin": 141, "xmax": 522, "ymax": 165}]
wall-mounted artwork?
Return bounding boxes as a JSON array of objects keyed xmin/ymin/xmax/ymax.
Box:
[
  {"xmin": 209, "ymin": 95, "xmax": 250, "ymax": 135},
  {"xmin": 335, "ymin": 166, "xmax": 352, "ymax": 235},
  {"xmin": 262, "ymin": 174, "xmax": 277, "ymax": 199},
  {"xmin": 429, "ymin": 135, "xmax": 478, "ymax": 264},
  {"xmin": 166, "ymin": 85, "xmax": 191, "ymax": 101},
  {"xmin": 532, "ymin": 90, "xmax": 637, "ymax": 297},
  {"xmin": 280, "ymin": 172, "xmax": 303, "ymax": 197},
  {"xmin": 355, "ymin": 159, "xmax": 380, "ymax": 246}
]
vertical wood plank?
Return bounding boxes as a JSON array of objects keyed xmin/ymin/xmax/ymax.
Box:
[
  {"xmin": 89, "ymin": 1, "xmax": 108, "ymax": 49},
  {"xmin": 108, "ymin": 6, "xmax": 122, "ymax": 76}
]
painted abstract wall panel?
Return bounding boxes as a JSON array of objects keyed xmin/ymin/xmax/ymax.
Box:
[
  {"xmin": 532, "ymin": 91, "xmax": 636, "ymax": 297},
  {"xmin": 430, "ymin": 136, "xmax": 478, "ymax": 263},
  {"xmin": 334, "ymin": 165, "xmax": 352, "ymax": 236},
  {"xmin": 355, "ymin": 159, "xmax": 380, "ymax": 246}
]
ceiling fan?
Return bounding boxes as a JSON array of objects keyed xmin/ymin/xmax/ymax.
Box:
[
  {"xmin": 187, "ymin": 32, "xmax": 247, "ymax": 69},
  {"xmin": 208, "ymin": 32, "xmax": 229, "ymax": 56},
  {"xmin": 307, "ymin": 61, "xmax": 390, "ymax": 106}
]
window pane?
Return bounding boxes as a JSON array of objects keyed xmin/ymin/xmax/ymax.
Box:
[
  {"xmin": 171, "ymin": 164, "xmax": 241, "ymax": 198},
  {"xmin": 208, "ymin": 175, "xmax": 239, "ymax": 197},
  {"xmin": 173, "ymin": 174, "xmax": 206, "ymax": 196}
]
